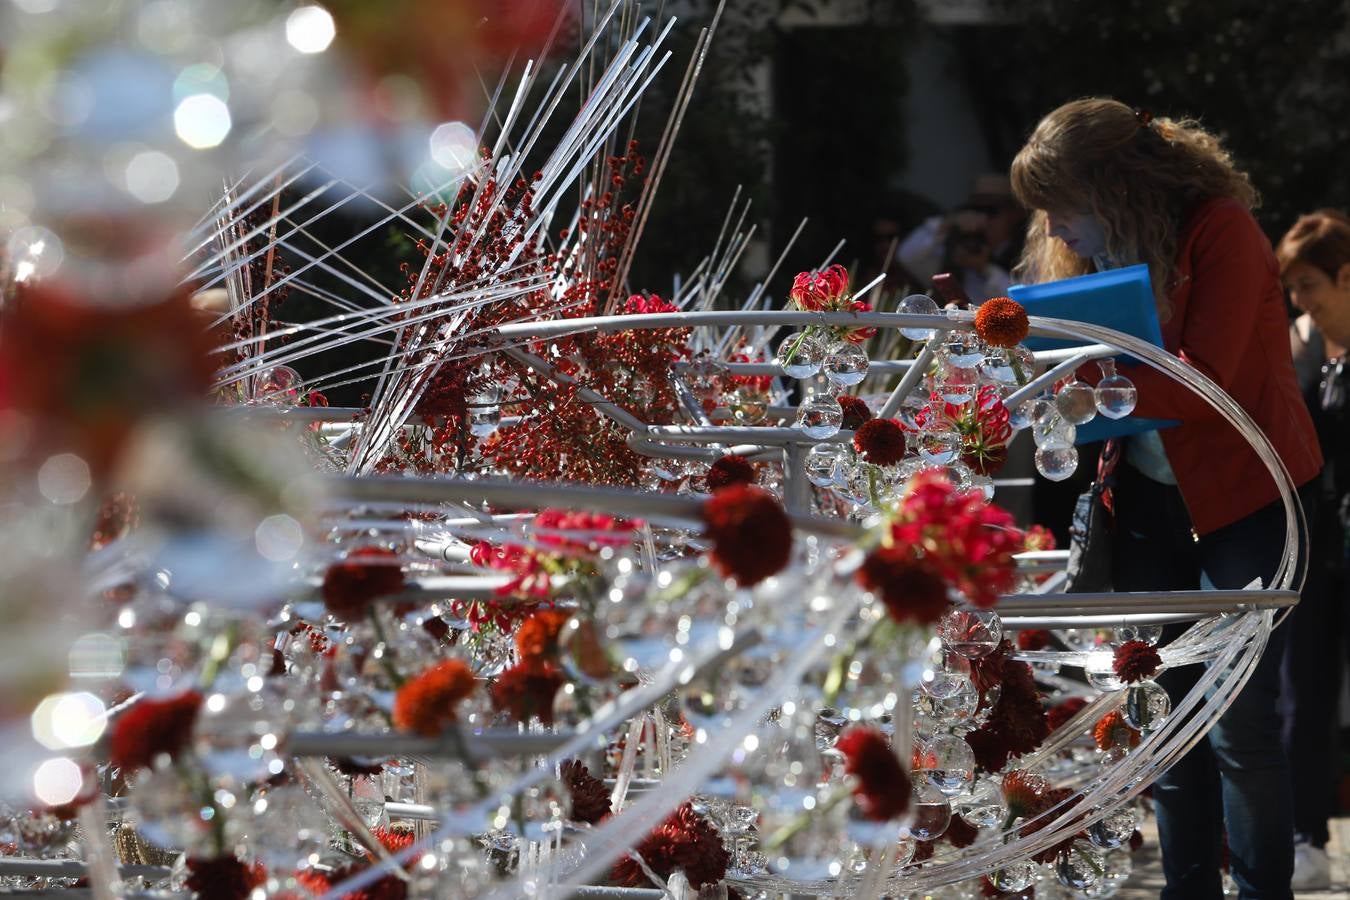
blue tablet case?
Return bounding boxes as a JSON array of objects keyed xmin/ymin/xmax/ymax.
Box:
[{"xmin": 1007, "ymin": 264, "xmax": 1178, "ymax": 444}]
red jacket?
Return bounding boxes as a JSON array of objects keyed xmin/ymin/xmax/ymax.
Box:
[{"xmin": 1084, "ymin": 196, "xmax": 1322, "ymax": 535}]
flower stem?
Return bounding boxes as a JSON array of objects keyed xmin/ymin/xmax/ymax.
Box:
[
  {"xmin": 199, "ymin": 621, "xmax": 238, "ymax": 692},
  {"xmin": 1006, "ymin": 348, "xmax": 1028, "ymax": 386},
  {"xmin": 866, "ymin": 464, "xmax": 882, "ymax": 509},
  {"xmin": 367, "ymin": 608, "xmax": 405, "ymax": 689},
  {"xmin": 780, "ymin": 328, "xmax": 814, "ymax": 366}
]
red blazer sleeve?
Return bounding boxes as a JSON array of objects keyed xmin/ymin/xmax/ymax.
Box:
[{"xmin": 1079, "ymin": 204, "xmax": 1272, "ymax": 421}]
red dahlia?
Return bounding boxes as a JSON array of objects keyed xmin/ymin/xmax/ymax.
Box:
[
  {"xmin": 855, "ymin": 547, "xmax": 950, "ymax": 625},
  {"xmin": 705, "ymin": 454, "xmax": 757, "ymax": 491},
  {"xmin": 852, "ymin": 418, "xmax": 907, "ymax": 466},
  {"xmin": 1112, "ymin": 640, "xmax": 1162, "ymax": 684},
  {"xmin": 560, "ymin": 759, "xmax": 611, "ymax": 824},
  {"xmin": 490, "ymin": 661, "xmax": 565, "ymax": 726},
  {"xmin": 973, "ymin": 297, "xmax": 1029, "ymax": 347},
  {"xmin": 1093, "ymin": 710, "xmax": 1141, "ymax": 750},
  {"xmin": 184, "ymin": 855, "xmax": 265, "ymax": 900},
  {"xmin": 839, "ymin": 394, "xmax": 874, "ymax": 431},
  {"xmin": 392, "ymin": 659, "xmax": 475, "ymax": 736},
  {"xmin": 701, "ymin": 485, "xmax": 792, "ymax": 586},
  {"xmin": 834, "ymin": 727, "xmax": 910, "ymax": 821},
  {"xmin": 109, "ymin": 691, "xmax": 202, "ymax": 773},
  {"xmin": 322, "ymin": 547, "xmax": 406, "ymax": 621},
  {"xmin": 611, "ymin": 803, "xmax": 729, "ymax": 889}
]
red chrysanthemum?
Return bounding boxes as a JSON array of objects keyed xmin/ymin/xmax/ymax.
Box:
[
  {"xmin": 184, "ymin": 855, "xmax": 265, "ymax": 900},
  {"xmin": 839, "ymin": 394, "xmax": 874, "ymax": 431},
  {"xmin": 109, "ymin": 691, "xmax": 203, "ymax": 773},
  {"xmin": 561, "ymin": 759, "xmax": 611, "ymax": 824},
  {"xmin": 834, "ymin": 727, "xmax": 910, "ymax": 822},
  {"xmin": 1113, "ymin": 640, "xmax": 1162, "ymax": 684},
  {"xmin": 322, "ymin": 547, "xmax": 406, "ymax": 621},
  {"xmin": 701, "ymin": 485, "xmax": 792, "ymax": 586},
  {"xmin": 297, "ymin": 863, "xmax": 408, "ymax": 900},
  {"xmin": 965, "ymin": 649, "xmax": 1049, "ymax": 772},
  {"xmin": 392, "ymin": 659, "xmax": 476, "ymax": 736},
  {"xmin": 611, "ymin": 802, "xmax": 730, "ymax": 889},
  {"xmin": 1000, "ymin": 770, "xmax": 1048, "ymax": 821},
  {"xmin": 1046, "ymin": 696, "xmax": 1089, "ymax": 732},
  {"xmin": 490, "ymin": 661, "xmax": 565, "ymax": 726},
  {"xmin": 705, "ymin": 454, "xmax": 757, "ymax": 491},
  {"xmin": 855, "ymin": 546, "xmax": 950, "ymax": 625},
  {"xmin": 1016, "ymin": 629, "xmax": 1052, "ymax": 651},
  {"xmin": 973, "ymin": 297, "xmax": 1029, "ymax": 347},
  {"xmin": 852, "ymin": 418, "xmax": 907, "ymax": 466},
  {"xmin": 1019, "ymin": 785, "xmax": 1084, "ymax": 863},
  {"xmin": 1093, "ymin": 711, "xmax": 1141, "ymax": 750},
  {"xmin": 330, "ymin": 756, "xmax": 386, "ymax": 777},
  {"xmin": 515, "ymin": 608, "xmax": 572, "ymax": 662}
]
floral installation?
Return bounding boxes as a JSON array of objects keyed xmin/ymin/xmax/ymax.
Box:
[
  {"xmin": 964, "ymin": 641, "xmax": 1051, "ymax": 772},
  {"xmin": 609, "ymin": 802, "xmax": 730, "ymax": 890},
  {"xmin": 490, "ymin": 660, "xmax": 565, "ymax": 725},
  {"xmin": 1113, "ymin": 640, "xmax": 1163, "ymax": 684},
  {"xmin": 701, "ymin": 484, "xmax": 793, "ymax": 586},
  {"xmin": 915, "ymin": 385, "xmax": 1014, "ymax": 476},
  {"xmin": 705, "ymin": 453, "xmax": 757, "ymax": 491},
  {"xmin": 834, "ymin": 727, "xmax": 910, "ymax": 821},
  {"xmin": 838, "ymin": 393, "xmax": 874, "ymax": 431},
  {"xmin": 787, "ymin": 264, "xmax": 877, "ymax": 343},
  {"xmin": 852, "ymin": 418, "xmax": 907, "ymax": 466},
  {"xmin": 109, "ymin": 691, "xmax": 203, "ymax": 773},
  {"xmin": 560, "ymin": 759, "xmax": 611, "ymax": 824},
  {"xmin": 392, "ymin": 660, "xmax": 476, "ymax": 736},
  {"xmin": 322, "ymin": 547, "xmax": 408, "ymax": 622}
]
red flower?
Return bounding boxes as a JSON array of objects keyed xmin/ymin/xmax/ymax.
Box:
[
  {"xmin": 705, "ymin": 454, "xmax": 757, "ymax": 491},
  {"xmin": 392, "ymin": 660, "xmax": 475, "ymax": 736},
  {"xmin": 624, "ymin": 293, "xmax": 678, "ymax": 315},
  {"xmin": 515, "ymin": 608, "xmax": 572, "ymax": 662},
  {"xmin": 855, "ymin": 547, "xmax": 950, "ymax": 625},
  {"xmin": 973, "ymin": 297, "xmax": 1029, "ymax": 347},
  {"xmin": 702, "ymin": 485, "xmax": 792, "ymax": 586},
  {"xmin": 1000, "ymin": 770, "xmax": 1048, "ymax": 821},
  {"xmin": 917, "ymin": 386, "xmax": 1013, "ymax": 476},
  {"xmin": 945, "ymin": 812, "xmax": 980, "ymax": 847},
  {"xmin": 371, "ymin": 825, "xmax": 415, "ymax": 856},
  {"xmin": 184, "ymin": 855, "xmax": 265, "ymax": 900},
  {"xmin": 322, "ymin": 547, "xmax": 406, "ymax": 621},
  {"xmin": 1046, "ymin": 696, "xmax": 1089, "ymax": 732},
  {"xmin": 1017, "ymin": 629, "xmax": 1052, "ymax": 651},
  {"xmin": 965, "ymin": 647, "xmax": 1049, "ymax": 771},
  {"xmin": 1022, "ymin": 524, "xmax": 1056, "ymax": 552},
  {"xmin": 109, "ymin": 691, "xmax": 202, "ymax": 773},
  {"xmin": 561, "ymin": 759, "xmax": 611, "ymax": 824},
  {"xmin": 839, "ymin": 394, "xmax": 874, "ymax": 431},
  {"xmin": 1093, "ymin": 711, "xmax": 1141, "ymax": 750},
  {"xmin": 834, "ymin": 727, "xmax": 910, "ymax": 821},
  {"xmin": 330, "ymin": 757, "xmax": 386, "ymax": 777},
  {"xmin": 852, "ymin": 418, "xmax": 907, "ymax": 466},
  {"xmin": 297, "ymin": 862, "xmax": 408, "ymax": 900},
  {"xmin": 1113, "ymin": 640, "xmax": 1162, "ymax": 684},
  {"xmin": 1019, "ymin": 785, "xmax": 1083, "ymax": 863},
  {"xmin": 490, "ymin": 661, "xmax": 565, "ymax": 725},
  {"xmin": 611, "ymin": 803, "xmax": 729, "ymax": 889},
  {"xmin": 788, "ymin": 264, "xmax": 850, "ymax": 311}
]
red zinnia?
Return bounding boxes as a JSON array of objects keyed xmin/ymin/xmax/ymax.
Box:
[
  {"xmin": 392, "ymin": 659, "xmax": 475, "ymax": 736},
  {"xmin": 855, "ymin": 547, "xmax": 950, "ymax": 625},
  {"xmin": 184, "ymin": 855, "xmax": 265, "ymax": 900},
  {"xmin": 834, "ymin": 727, "xmax": 910, "ymax": 822},
  {"xmin": 561, "ymin": 759, "xmax": 611, "ymax": 824},
  {"xmin": 1113, "ymin": 640, "xmax": 1162, "ymax": 684},
  {"xmin": 322, "ymin": 547, "xmax": 406, "ymax": 621},
  {"xmin": 611, "ymin": 802, "xmax": 730, "ymax": 889},
  {"xmin": 852, "ymin": 418, "xmax": 907, "ymax": 466},
  {"xmin": 839, "ymin": 394, "xmax": 874, "ymax": 431},
  {"xmin": 490, "ymin": 661, "xmax": 565, "ymax": 726},
  {"xmin": 705, "ymin": 454, "xmax": 757, "ymax": 491},
  {"xmin": 109, "ymin": 691, "xmax": 202, "ymax": 773},
  {"xmin": 1093, "ymin": 710, "xmax": 1141, "ymax": 750},
  {"xmin": 702, "ymin": 485, "xmax": 792, "ymax": 586},
  {"xmin": 1046, "ymin": 696, "xmax": 1089, "ymax": 732},
  {"xmin": 973, "ymin": 297, "xmax": 1029, "ymax": 347}
]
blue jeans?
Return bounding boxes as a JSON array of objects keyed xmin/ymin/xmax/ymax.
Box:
[{"xmin": 1111, "ymin": 463, "xmax": 1313, "ymax": 900}]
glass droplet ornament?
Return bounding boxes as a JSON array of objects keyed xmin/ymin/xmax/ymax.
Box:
[
  {"xmin": 938, "ymin": 608, "xmax": 1003, "ymax": 659},
  {"xmin": 898, "ymin": 294, "xmax": 939, "ymax": 340},
  {"xmin": 1055, "ymin": 840, "xmax": 1104, "ymax": 890},
  {"xmin": 796, "ymin": 392, "xmax": 844, "ymax": 439},
  {"xmin": 468, "ymin": 385, "xmax": 501, "ymax": 437},
  {"xmin": 941, "ymin": 333, "xmax": 985, "ymax": 369},
  {"xmin": 917, "ymin": 426, "xmax": 962, "ymax": 466},
  {"xmin": 916, "ymin": 676, "xmax": 979, "ymax": 726},
  {"xmin": 1088, "ymin": 804, "xmax": 1139, "ymax": 850},
  {"xmin": 1055, "ymin": 377, "xmax": 1098, "ymax": 425},
  {"xmin": 251, "ymin": 365, "xmax": 302, "ymax": 404},
  {"xmin": 805, "ymin": 443, "xmax": 844, "ymax": 487},
  {"xmin": 777, "ymin": 331, "xmax": 825, "ymax": 379},
  {"xmin": 916, "ymin": 734, "xmax": 976, "ymax": 797},
  {"xmin": 248, "ymin": 785, "xmax": 328, "ymax": 869},
  {"xmin": 1035, "ymin": 443, "xmax": 1079, "ymax": 482},
  {"xmin": 936, "ymin": 363, "xmax": 979, "ymax": 405},
  {"xmin": 1111, "ymin": 623, "xmax": 1162, "ymax": 647},
  {"xmin": 823, "ymin": 342, "xmax": 869, "ymax": 386},
  {"xmin": 990, "ymin": 860, "xmax": 1037, "ymax": 892},
  {"xmin": 1085, "ymin": 660, "xmax": 1125, "ymax": 692},
  {"xmin": 1094, "ymin": 359, "xmax": 1138, "ymax": 419},
  {"xmin": 1122, "ymin": 679, "xmax": 1171, "ymax": 733},
  {"xmin": 128, "ymin": 766, "xmax": 213, "ymax": 851},
  {"xmin": 908, "ymin": 779, "xmax": 952, "ymax": 840},
  {"xmin": 953, "ymin": 776, "xmax": 1007, "ymax": 828},
  {"xmin": 980, "ymin": 345, "xmax": 1034, "ymax": 386}
]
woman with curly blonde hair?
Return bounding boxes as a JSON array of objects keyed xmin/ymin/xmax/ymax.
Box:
[{"xmin": 1011, "ymin": 98, "xmax": 1322, "ymax": 899}]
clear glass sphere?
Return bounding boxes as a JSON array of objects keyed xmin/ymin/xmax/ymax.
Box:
[
  {"xmin": 823, "ymin": 342, "xmax": 869, "ymax": 386},
  {"xmin": 796, "ymin": 393, "xmax": 844, "ymax": 439},
  {"xmin": 1035, "ymin": 444, "xmax": 1079, "ymax": 482},
  {"xmin": 917, "ymin": 734, "xmax": 976, "ymax": 797},
  {"xmin": 953, "ymin": 776, "xmax": 1007, "ymax": 828},
  {"xmin": 1088, "ymin": 804, "xmax": 1139, "ymax": 850},
  {"xmin": 1055, "ymin": 840, "xmax": 1104, "ymax": 890},
  {"xmin": 1095, "ymin": 359, "xmax": 1138, "ymax": 419},
  {"xmin": 805, "ymin": 443, "xmax": 844, "ymax": 487},
  {"xmin": 898, "ymin": 294, "xmax": 940, "ymax": 340},
  {"xmin": 938, "ymin": 608, "xmax": 1003, "ymax": 659},
  {"xmin": 1056, "ymin": 379, "xmax": 1098, "ymax": 425},
  {"xmin": 937, "ymin": 363, "xmax": 979, "ymax": 405},
  {"xmin": 777, "ymin": 331, "xmax": 826, "ymax": 379},
  {"xmin": 918, "ymin": 427, "xmax": 962, "ymax": 465},
  {"xmin": 942, "ymin": 334, "xmax": 985, "ymax": 369},
  {"xmin": 1110, "ymin": 624, "xmax": 1162, "ymax": 647},
  {"xmin": 990, "ymin": 860, "xmax": 1037, "ymax": 892},
  {"xmin": 252, "ymin": 365, "xmax": 302, "ymax": 404},
  {"xmin": 468, "ymin": 387, "xmax": 501, "ymax": 437},
  {"xmin": 1122, "ymin": 680, "xmax": 1171, "ymax": 733},
  {"xmin": 909, "ymin": 779, "xmax": 953, "ymax": 840}
]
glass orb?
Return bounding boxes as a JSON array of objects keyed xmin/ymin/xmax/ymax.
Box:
[
  {"xmin": 823, "ymin": 342, "xmax": 869, "ymax": 386},
  {"xmin": 1055, "ymin": 379, "xmax": 1098, "ymax": 425},
  {"xmin": 937, "ymin": 363, "xmax": 979, "ymax": 404},
  {"xmin": 1009, "ymin": 397, "xmax": 1034, "ymax": 431},
  {"xmin": 1088, "ymin": 804, "xmax": 1139, "ymax": 850},
  {"xmin": 953, "ymin": 776, "xmax": 1007, "ymax": 829},
  {"xmin": 916, "ymin": 677, "xmax": 979, "ymax": 727},
  {"xmin": 898, "ymin": 294, "xmax": 940, "ymax": 340},
  {"xmin": 1110, "ymin": 624, "xmax": 1162, "ymax": 647},
  {"xmin": 1095, "ymin": 360, "xmax": 1138, "ymax": 419},
  {"xmin": 468, "ymin": 387, "xmax": 501, "ymax": 437},
  {"xmin": 1033, "ymin": 417, "xmax": 1077, "ymax": 449},
  {"xmin": 917, "ymin": 734, "xmax": 976, "ymax": 797},
  {"xmin": 1122, "ymin": 680, "xmax": 1170, "ymax": 733},
  {"xmin": 796, "ymin": 393, "xmax": 844, "ymax": 439},
  {"xmin": 252, "ymin": 365, "xmax": 302, "ymax": 404},
  {"xmin": 917, "ymin": 427, "xmax": 962, "ymax": 465},
  {"xmin": 805, "ymin": 443, "xmax": 844, "ymax": 487},
  {"xmin": 942, "ymin": 334, "xmax": 985, "ymax": 369},
  {"xmin": 938, "ymin": 608, "xmax": 1003, "ymax": 659},
  {"xmin": 1086, "ymin": 664, "xmax": 1124, "ymax": 692},
  {"xmin": 777, "ymin": 331, "xmax": 825, "ymax": 379},
  {"xmin": 909, "ymin": 779, "xmax": 952, "ymax": 840},
  {"xmin": 990, "ymin": 860, "xmax": 1037, "ymax": 892},
  {"xmin": 1035, "ymin": 444, "xmax": 1079, "ymax": 482},
  {"xmin": 1055, "ymin": 840, "xmax": 1104, "ymax": 890}
]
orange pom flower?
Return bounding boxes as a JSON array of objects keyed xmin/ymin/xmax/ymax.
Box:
[
  {"xmin": 973, "ymin": 297, "xmax": 1029, "ymax": 347},
  {"xmin": 515, "ymin": 609, "xmax": 572, "ymax": 662},
  {"xmin": 392, "ymin": 660, "xmax": 476, "ymax": 736},
  {"xmin": 1093, "ymin": 710, "xmax": 1141, "ymax": 750}
]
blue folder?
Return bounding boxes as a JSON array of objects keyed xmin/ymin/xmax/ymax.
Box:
[{"xmin": 1007, "ymin": 264, "xmax": 1178, "ymax": 445}]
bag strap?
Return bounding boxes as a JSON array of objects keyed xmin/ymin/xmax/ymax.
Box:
[{"xmin": 1097, "ymin": 438, "xmax": 1121, "ymax": 515}]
